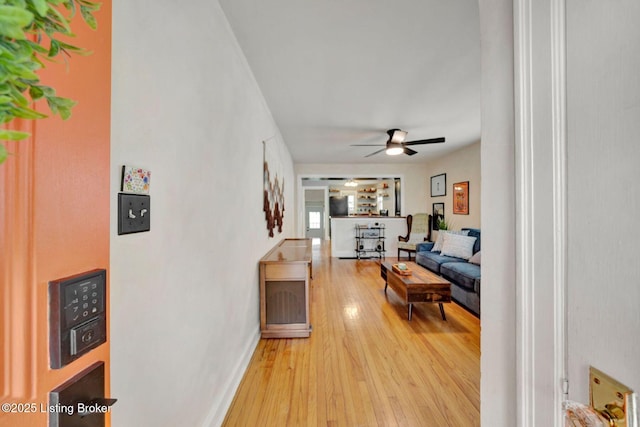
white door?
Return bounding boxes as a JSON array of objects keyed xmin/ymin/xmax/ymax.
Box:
[
  {"xmin": 305, "ymin": 206, "xmax": 324, "ymax": 239},
  {"xmin": 565, "ymin": 0, "xmax": 640, "ymax": 411}
]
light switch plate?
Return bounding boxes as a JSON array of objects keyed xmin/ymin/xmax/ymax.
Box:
[{"xmin": 118, "ymin": 193, "xmax": 150, "ymax": 235}]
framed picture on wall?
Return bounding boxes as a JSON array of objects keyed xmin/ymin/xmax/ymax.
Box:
[
  {"xmin": 432, "ymin": 202, "xmax": 445, "ymax": 230},
  {"xmin": 430, "ymin": 173, "xmax": 446, "ymax": 197},
  {"xmin": 453, "ymin": 181, "xmax": 469, "ymax": 215}
]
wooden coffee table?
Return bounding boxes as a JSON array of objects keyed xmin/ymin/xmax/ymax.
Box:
[{"xmin": 381, "ymin": 261, "xmax": 451, "ymax": 321}]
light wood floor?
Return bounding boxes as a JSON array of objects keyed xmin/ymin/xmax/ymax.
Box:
[{"xmin": 223, "ymin": 240, "xmax": 480, "ymax": 426}]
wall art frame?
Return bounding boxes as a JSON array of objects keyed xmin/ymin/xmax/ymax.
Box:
[
  {"xmin": 453, "ymin": 181, "xmax": 469, "ymax": 215},
  {"xmin": 430, "ymin": 173, "xmax": 446, "ymax": 197},
  {"xmin": 432, "ymin": 202, "xmax": 445, "ymax": 230}
]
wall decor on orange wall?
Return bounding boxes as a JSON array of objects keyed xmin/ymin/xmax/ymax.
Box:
[{"xmin": 453, "ymin": 181, "xmax": 469, "ymax": 215}]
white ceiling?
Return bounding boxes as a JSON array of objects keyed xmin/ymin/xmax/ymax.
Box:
[{"xmin": 219, "ymin": 0, "xmax": 481, "ymax": 164}]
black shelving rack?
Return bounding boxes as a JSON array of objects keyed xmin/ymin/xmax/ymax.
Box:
[{"xmin": 355, "ymin": 224, "xmax": 386, "ymax": 259}]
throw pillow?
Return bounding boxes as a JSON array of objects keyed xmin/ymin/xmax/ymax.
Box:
[
  {"xmin": 468, "ymin": 251, "xmax": 481, "ymax": 265},
  {"xmin": 440, "ymin": 233, "xmax": 477, "ymax": 260},
  {"xmin": 431, "ymin": 230, "xmax": 470, "ymax": 252}
]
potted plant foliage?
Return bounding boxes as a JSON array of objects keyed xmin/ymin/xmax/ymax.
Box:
[{"xmin": 0, "ymin": 0, "xmax": 100, "ymax": 164}]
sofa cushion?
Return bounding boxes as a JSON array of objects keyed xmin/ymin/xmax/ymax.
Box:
[
  {"xmin": 397, "ymin": 232, "xmax": 428, "ymax": 251},
  {"xmin": 462, "ymin": 228, "xmax": 481, "ymax": 254},
  {"xmin": 416, "ymin": 241, "xmax": 434, "ymax": 252},
  {"xmin": 468, "ymin": 251, "xmax": 481, "ymax": 265},
  {"xmin": 440, "ymin": 262, "xmax": 481, "ymax": 293},
  {"xmin": 415, "ymin": 251, "xmax": 466, "ymax": 274},
  {"xmin": 397, "ymin": 241, "xmax": 417, "ymax": 251},
  {"xmin": 440, "ymin": 233, "xmax": 477, "ymax": 260},
  {"xmin": 432, "ymin": 229, "xmax": 470, "ymax": 252}
]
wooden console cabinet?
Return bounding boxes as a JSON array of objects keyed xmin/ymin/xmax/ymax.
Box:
[{"xmin": 259, "ymin": 238, "xmax": 312, "ymax": 338}]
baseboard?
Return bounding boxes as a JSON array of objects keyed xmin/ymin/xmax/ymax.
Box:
[{"xmin": 201, "ymin": 326, "xmax": 261, "ymax": 427}]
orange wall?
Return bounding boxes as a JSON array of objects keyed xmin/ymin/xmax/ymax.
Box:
[{"xmin": 0, "ymin": 2, "xmax": 112, "ymax": 426}]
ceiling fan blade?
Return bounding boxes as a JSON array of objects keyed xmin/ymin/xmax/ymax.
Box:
[
  {"xmin": 350, "ymin": 144, "xmax": 385, "ymax": 147},
  {"xmin": 364, "ymin": 148, "xmax": 387, "ymax": 157},
  {"xmin": 403, "ymin": 147, "xmax": 418, "ymax": 156},
  {"xmin": 403, "ymin": 137, "xmax": 445, "ymax": 146}
]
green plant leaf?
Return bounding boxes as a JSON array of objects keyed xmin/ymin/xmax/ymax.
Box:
[
  {"xmin": 0, "ymin": 5, "xmax": 34, "ymax": 40},
  {"xmin": 0, "ymin": 128, "xmax": 30, "ymax": 140},
  {"xmin": 11, "ymin": 104, "xmax": 47, "ymax": 119},
  {"xmin": 28, "ymin": 84, "xmax": 43, "ymax": 99},
  {"xmin": 57, "ymin": 39, "xmax": 89, "ymax": 55},
  {"xmin": 1, "ymin": 0, "xmax": 100, "ymax": 165},
  {"xmin": 0, "ymin": 6, "xmax": 34, "ymax": 27},
  {"xmin": 8, "ymin": 84, "xmax": 29, "ymax": 106},
  {"xmin": 37, "ymin": 84, "xmax": 55, "ymax": 96},
  {"xmin": 25, "ymin": 39, "xmax": 49, "ymax": 55},
  {"xmin": 46, "ymin": 95, "xmax": 76, "ymax": 119},
  {"xmin": 45, "ymin": 5, "xmax": 72, "ymax": 35},
  {"xmin": 79, "ymin": 4, "xmax": 97, "ymax": 30},
  {"xmin": 48, "ymin": 38, "xmax": 59, "ymax": 57},
  {"xmin": 28, "ymin": 0, "xmax": 49, "ymax": 17},
  {"xmin": 0, "ymin": 143, "xmax": 8, "ymax": 164}
]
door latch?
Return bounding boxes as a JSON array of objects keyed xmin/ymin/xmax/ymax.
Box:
[{"xmin": 590, "ymin": 366, "xmax": 637, "ymax": 427}]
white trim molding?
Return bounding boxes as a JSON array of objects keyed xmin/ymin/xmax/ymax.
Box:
[
  {"xmin": 513, "ymin": 0, "xmax": 535, "ymax": 424},
  {"xmin": 202, "ymin": 327, "xmax": 261, "ymax": 427},
  {"xmin": 550, "ymin": 0, "xmax": 569, "ymax": 424},
  {"xmin": 514, "ymin": 0, "xmax": 568, "ymax": 425}
]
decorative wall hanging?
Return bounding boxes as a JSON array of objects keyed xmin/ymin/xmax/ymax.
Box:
[
  {"xmin": 121, "ymin": 165, "xmax": 151, "ymax": 194},
  {"xmin": 453, "ymin": 181, "xmax": 469, "ymax": 215},
  {"xmin": 263, "ymin": 140, "xmax": 285, "ymax": 237},
  {"xmin": 430, "ymin": 173, "xmax": 446, "ymax": 197}
]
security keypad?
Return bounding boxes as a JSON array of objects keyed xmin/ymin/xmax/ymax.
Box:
[{"xmin": 49, "ymin": 269, "xmax": 107, "ymax": 369}]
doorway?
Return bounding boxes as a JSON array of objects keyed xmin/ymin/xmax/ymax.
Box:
[
  {"xmin": 305, "ymin": 204, "xmax": 324, "ymax": 239},
  {"xmin": 304, "ymin": 188, "xmax": 326, "ymax": 239}
]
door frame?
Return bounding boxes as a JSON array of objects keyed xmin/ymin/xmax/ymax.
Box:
[
  {"xmin": 301, "ymin": 186, "xmax": 329, "ymax": 240},
  {"xmin": 304, "ymin": 202, "xmax": 325, "ymax": 239},
  {"xmin": 514, "ymin": 0, "xmax": 568, "ymax": 425},
  {"xmin": 481, "ymin": 0, "xmax": 568, "ymax": 425}
]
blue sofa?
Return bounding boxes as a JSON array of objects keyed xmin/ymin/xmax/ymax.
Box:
[{"xmin": 415, "ymin": 228, "xmax": 481, "ymax": 317}]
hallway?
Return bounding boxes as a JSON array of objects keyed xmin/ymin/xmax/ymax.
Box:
[{"xmin": 223, "ymin": 241, "xmax": 480, "ymax": 426}]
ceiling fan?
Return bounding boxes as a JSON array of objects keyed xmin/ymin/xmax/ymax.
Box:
[{"xmin": 351, "ymin": 129, "xmax": 445, "ymax": 157}]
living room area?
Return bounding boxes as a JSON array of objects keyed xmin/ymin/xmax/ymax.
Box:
[
  {"xmin": 225, "ymin": 235, "xmax": 481, "ymax": 425},
  {"xmin": 226, "ymin": 141, "xmax": 483, "ymax": 424}
]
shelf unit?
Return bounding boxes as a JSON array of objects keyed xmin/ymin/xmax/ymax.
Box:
[
  {"xmin": 356, "ymin": 186, "xmax": 378, "ymax": 214},
  {"xmin": 356, "ymin": 184, "xmax": 391, "ymax": 214},
  {"xmin": 355, "ymin": 224, "xmax": 386, "ymax": 259}
]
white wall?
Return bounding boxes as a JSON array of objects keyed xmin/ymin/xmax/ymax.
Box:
[
  {"xmin": 478, "ymin": 0, "xmax": 517, "ymax": 425},
  {"xmin": 566, "ymin": 0, "xmax": 640, "ymax": 405},
  {"xmin": 424, "ymin": 141, "xmax": 481, "ymax": 232},
  {"xmin": 110, "ymin": 2, "xmax": 294, "ymax": 426}
]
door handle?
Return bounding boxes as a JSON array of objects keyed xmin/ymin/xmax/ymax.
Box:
[{"xmin": 565, "ymin": 367, "xmax": 637, "ymax": 427}]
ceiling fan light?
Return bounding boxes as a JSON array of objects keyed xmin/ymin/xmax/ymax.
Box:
[
  {"xmin": 386, "ymin": 146, "xmax": 404, "ymax": 156},
  {"xmin": 390, "ymin": 130, "xmax": 408, "ymax": 144}
]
